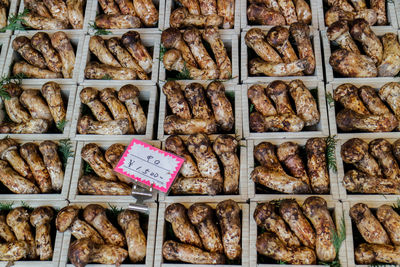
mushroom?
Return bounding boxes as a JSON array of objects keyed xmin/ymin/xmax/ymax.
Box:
[
  {"xmin": 56, "ymin": 205, "xmax": 104, "ymax": 244},
  {"xmin": 121, "ymin": 31, "xmax": 153, "ymax": 74},
  {"xmin": 0, "ymin": 138, "xmax": 33, "ymax": 181},
  {"xmin": 30, "ymin": 206, "xmax": 54, "ymax": 260},
  {"xmin": 0, "ymin": 241, "xmax": 29, "ymax": 261},
  {"xmin": 89, "ymin": 36, "xmax": 121, "ymax": 68},
  {"xmin": 164, "ymin": 115, "xmax": 218, "ymax": 135},
  {"xmin": 80, "ymin": 87, "xmax": 112, "ymax": 122},
  {"xmin": 327, "ymin": 20, "xmax": 360, "ymax": 54},
  {"xmin": 249, "ymin": 58, "xmax": 308, "ymax": 77},
  {"xmin": 118, "ymin": 210, "xmax": 146, "ymax": 263},
  {"xmin": 266, "ymin": 80, "xmax": 295, "ymax": 115},
  {"xmin": 247, "ymin": 4, "xmax": 286, "ymax": 26},
  {"xmin": 77, "ymin": 115, "xmax": 130, "ymax": 135},
  {"xmin": 170, "ymin": 176, "xmax": 223, "ymax": 195},
  {"xmin": 249, "ymin": 112, "xmax": 305, "ymax": 132},
  {"xmin": 379, "ymin": 82, "xmax": 400, "ymax": 126},
  {"xmin": 327, "ymin": 0, "xmax": 354, "ymax": 11},
  {"xmin": 329, "ymin": 49, "xmax": 377, "ymax": 78},
  {"xmin": 19, "ymin": 89, "xmax": 53, "ymax": 122},
  {"xmin": 359, "ymin": 85, "xmax": 390, "ymax": 115},
  {"xmin": 341, "ymin": 138, "xmax": 382, "ymax": 176},
  {"xmin": 183, "ymin": 27, "xmax": 217, "ymax": 70},
  {"xmin": 206, "ymin": 81, "xmax": 234, "ymax": 131},
  {"xmin": 277, "ymin": 142, "xmax": 310, "ymax": 186},
  {"xmin": 104, "ymin": 143, "xmax": 126, "ymax": 168},
  {"xmin": 2, "ymin": 83, "xmax": 31, "ymax": 123},
  {"xmin": 118, "ymin": 84, "xmax": 147, "ymax": 134},
  {"xmin": 0, "ymin": 160, "xmax": 40, "ymax": 194},
  {"xmin": 175, "ymin": 0, "xmax": 201, "ymax": 14},
  {"xmin": 0, "ymin": 211, "xmax": 16, "ymax": 242},
  {"xmin": 289, "ymin": 22, "xmax": 315, "ymax": 75},
  {"xmin": 161, "ymin": 28, "xmax": 197, "ymax": 67},
  {"xmin": 266, "ymin": 26, "xmax": 300, "ymax": 64},
  {"xmin": 39, "ymin": 140, "xmax": 64, "ymax": 192},
  {"xmin": 188, "ymin": 203, "xmax": 224, "ymax": 253},
  {"xmin": 163, "ymin": 49, "xmax": 219, "ymax": 79},
  {"xmin": 0, "ymin": 119, "xmax": 50, "ymax": 134},
  {"xmin": 81, "ymin": 143, "xmax": 117, "ymax": 181},
  {"xmin": 184, "ymin": 83, "xmax": 212, "ymax": 119},
  {"xmin": 170, "ymin": 7, "xmax": 223, "ymax": 28},
  {"xmin": 162, "ymin": 81, "xmax": 191, "ymax": 120},
  {"xmin": 245, "ymin": 28, "xmax": 282, "ymax": 63},
  {"xmin": 41, "ymin": 81, "xmax": 66, "ymax": 127},
  {"xmin": 369, "ymin": 139, "xmax": 400, "ymax": 180},
  {"xmin": 277, "ymin": 0, "xmax": 298, "ymax": 24},
  {"xmin": 83, "ymin": 204, "xmax": 126, "ymax": 247},
  {"xmin": 6, "ymin": 207, "xmax": 36, "ymax": 259},
  {"xmin": 248, "ymin": 84, "xmax": 277, "ymax": 117},
  {"xmin": 78, "ymin": 175, "xmax": 132, "ymax": 195},
  {"xmin": 253, "ymin": 141, "xmax": 284, "ymax": 172},
  {"xmin": 12, "ymin": 36, "xmax": 47, "ymax": 69},
  {"xmin": 68, "ymin": 238, "xmax": 128, "ymax": 267}
]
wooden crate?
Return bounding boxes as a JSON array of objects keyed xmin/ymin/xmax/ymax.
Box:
[
  {"xmin": 318, "ymin": 0, "xmax": 398, "ymax": 30},
  {"xmin": 322, "ymin": 29, "xmax": 400, "ymax": 83},
  {"xmin": 79, "ymin": 33, "xmax": 160, "ymax": 85},
  {"xmin": 154, "ymin": 201, "xmax": 250, "ymax": 267},
  {"xmin": 164, "ymin": 0, "xmax": 240, "ymax": 34},
  {"xmin": 58, "ymin": 202, "xmax": 158, "ymax": 267},
  {"xmin": 15, "ymin": 0, "xmax": 91, "ymax": 34},
  {"xmin": 69, "ymin": 141, "xmax": 160, "ymax": 203},
  {"xmin": 158, "ymin": 139, "xmax": 248, "ymax": 202},
  {"xmin": 70, "ymin": 83, "xmax": 156, "ymax": 141},
  {"xmin": 241, "ymin": 28, "xmax": 323, "ymax": 83},
  {"xmin": 326, "ymin": 81, "xmax": 400, "ymax": 140},
  {"xmin": 0, "ymin": 0, "xmax": 20, "ymax": 38},
  {"xmin": 249, "ymin": 197, "xmax": 347, "ymax": 267},
  {"xmin": 0, "ymin": 139, "xmax": 75, "ymax": 201},
  {"xmin": 0, "ymin": 37, "xmax": 9, "ymax": 76},
  {"xmin": 89, "ymin": 0, "xmax": 165, "ymax": 34},
  {"xmin": 158, "ymin": 33, "xmax": 239, "ymax": 84},
  {"xmin": 2, "ymin": 32, "xmax": 84, "ymax": 85},
  {"xmin": 343, "ymin": 200, "xmax": 399, "ymax": 267},
  {"xmin": 240, "ymin": 0, "xmax": 319, "ymax": 31},
  {"xmin": 0, "ymin": 83, "xmax": 76, "ymax": 140},
  {"xmin": 0, "ymin": 200, "xmax": 67, "ymax": 267},
  {"xmin": 247, "ymin": 139, "xmax": 340, "ymax": 200},
  {"xmin": 336, "ymin": 138, "xmax": 400, "ymax": 201},
  {"xmin": 157, "ymin": 81, "xmax": 242, "ymax": 141},
  {"xmin": 242, "ymin": 81, "xmax": 329, "ymax": 139}
]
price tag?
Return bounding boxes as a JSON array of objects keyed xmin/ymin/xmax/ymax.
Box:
[{"xmin": 114, "ymin": 139, "xmax": 184, "ymax": 193}]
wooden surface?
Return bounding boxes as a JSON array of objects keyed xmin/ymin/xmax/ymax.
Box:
[
  {"xmin": 70, "ymin": 83, "xmax": 157, "ymax": 141},
  {"xmin": 247, "ymin": 139, "xmax": 340, "ymax": 200},
  {"xmin": 242, "ymin": 81, "xmax": 329, "ymax": 139},
  {"xmin": 154, "ymin": 201, "xmax": 250, "ymax": 267}
]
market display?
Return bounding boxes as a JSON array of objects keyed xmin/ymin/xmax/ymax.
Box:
[
  {"xmin": 248, "ymin": 80, "xmax": 319, "ymax": 133},
  {"xmin": 328, "ymin": 19, "xmax": 400, "ymax": 77},
  {"xmin": 245, "ymin": 24, "xmax": 315, "ymax": 77},
  {"xmin": 11, "ymin": 32, "xmax": 75, "ymax": 79},
  {"xmin": 165, "ymin": 134, "xmax": 239, "ymax": 195},
  {"xmin": 95, "ymin": 0, "xmax": 158, "ymax": 28},
  {"xmin": 22, "ymin": 0, "xmax": 85, "ymax": 30},
  {"xmin": 162, "ymin": 200, "xmax": 241, "ymax": 264},
  {"xmin": 341, "ymin": 138, "xmax": 400, "ymax": 194},
  {"xmin": 251, "ymin": 138, "xmax": 330, "ymax": 194},
  {"xmin": 254, "ymin": 197, "xmax": 337, "ymax": 264},
  {"xmin": 0, "ymin": 138, "xmax": 67, "ymax": 194},
  {"xmin": 247, "ymin": 0, "xmax": 312, "ymax": 26},
  {"xmin": 162, "ymin": 81, "xmax": 234, "ymax": 135},
  {"xmin": 0, "ymin": 205, "xmax": 56, "ymax": 262},
  {"xmin": 85, "ymin": 32, "xmax": 152, "ymax": 80},
  {"xmin": 333, "ymin": 82, "xmax": 400, "ymax": 132},
  {"xmin": 77, "ymin": 84, "xmax": 147, "ymax": 135},
  {"xmin": 161, "ymin": 27, "xmax": 231, "ymax": 80},
  {"xmin": 350, "ymin": 203, "xmax": 400, "ymax": 265},
  {"xmin": 57, "ymin": 204, "xmax": 147, "ymax": 266}
]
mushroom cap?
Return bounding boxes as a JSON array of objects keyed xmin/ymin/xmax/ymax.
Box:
[
  {"xmin": 333, "ymin": 83, "xmax": 358, "ymax": 102},
  {"xmin": 77, "ymin": 115, "xmax": 93, "ymax": 134},
  {"xmin": 216, "ymin": 199, "xmax": 240, "ymax": 219},
  {"xmin": 118, "ymin": 84, "xmax": 139, "ymax": 102},
  {"xmin": 39, "ymin": 140, "xmax": 58, "ymax": 153},
  {"xmin": 187, "ymin": 133, "xmax": 210, "ymax": 154},
  {"xmin": 253, "ymin": 202, "xmax": 275, "ymax": 226},
  {"xmin": 68, "ymin": 238, "xmax": 93, "ymax": 267},
  {"xmin": 6, "ymin": 207, "xmax": 30, "ymax": 228},
  {"xmin": 161, "ymin": 27, "xmax": 182, "ymax": 49},
  {"xmin": 327, "ymin": 20, "xmax": 349, "ymax": 41},
  {"xmin": 277, "ymin": 142, "xmax": 299, "ymax": 162},
  {"xmin": 163, "ymin": 49, "xmax": 182, "ymax": 70},
  {"xmin": 350, "ymin": 18, "xmax": 370, "ymax": 40},
  {"xmin": 341, "ymin": 138, "xmax": 368, "ymax": 163},
  {"xmin": 81, "ymin": 143, "xmax": 101, "ymax": 161},
  {"xmin": 183, "ymin": 27, "xmax": 201, "ymax": 44},
  {"xmin": 0, "ymin": 137, "xmax": 18, "ymax": 155},
  {"xmin": 213, "ymin": 135, "xmax": 237, "ymax": 155},
  {"xmin": 170, "ymin": 7, "xmax": 189, "ymax": 28},
  {"xmin": 165, "ymin": 135, "xmax": 186, "ymax": 155},
  {"xmin": 99, "ymin": 88, "xmax": 117, "ymax": 102},
  {"xmin": 105, "ymin": 143, "xmax": 126, "ymax": 167},
  {"xmin": 249, "ymin": 112, "xmax": 266, "ymax": 133},
  {"xmin": 206, "ymin": 81, "xmax": 225, "ymax": 98},
  {"xmin": 165, "ymin": 203, "xmax": 187, "ymax": 222},
  {"xmin": 117, "ymin": 209, "xmax": 139, "ymax": 230},
  {"xmin": 162, "ymin": 81, "xmax": 182, "ymax": 96},
  {"xmin": 80, "ymin": 87, "xmax": 99, "ymax": 104},
  {"xmin": 305, "ymin": 138, "xmax": 326, "ymax": 155},
  {"xmin": 266, "ymin": 80, "xmax": 288, "ymax": 96},
  {"xmin": 289, "ymin": 22, "xmax": 310, "ymax": 39},
  {"xmin": 19, "ymin": 142, "xmax": 39, "ymax": 159},
  {"xmin": 83, "ymin": 204, "xmax": 106, "ymax": 223},
  {"xmin": 302, "ymin": 196, "xmax": 327, "ymax": 214},
  {"xmin": 30, "ymin": 206, "xmax": 54, "ymax": 227},
  {"xmin": 31, "ymin": 32, "xmax": 51, "ymax": 49},
  {"xmin": 202, "ymin": 26, "xmax": 219, "ymax": 41},
  {"xmin": 121, "ymin": 30, "xmax": 141, "ymax": 46},
  {"xmin": 349, "ymin": 203, "xmax": 370, "ymax": 223},
  {"xmin": 245, "ymin": 28, "xmax": 265, "ymax": 45},
  {"xmin": 56, "ymin": 205, "xmax": 79, "ymax": 232},
  {"xmin": 41, "ymin": 81, "xmax": 61, "ymax": 98},
  {"xmin": 266, "ymin": 26, "xmax": 290, "ymax": 47},
  {"xmin": 3, "ymin": 83, "xmax": 23, "ymax": 97},
  {"xmin": 187, "ymin": 203, "xmax": 213, "ymax": 225},
  {"xmin": 369, "ymin": 138, "xmax": 393, "ymax": 157},
  {"xmin": 12, "ymin": 36, "xmax": 30, "ymax": 51},
  {"xmin": 248, "ymin": 84, "xmax": 267, "ymax": 99}
]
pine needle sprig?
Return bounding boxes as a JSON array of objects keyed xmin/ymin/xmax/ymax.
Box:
[
  {"xmin": 0, "ymin": 202, "xmax": 13, "ymax": 211},
  {"xmin": 327, "ymin": 92, "xmax": 335, "ymax": 108},
  {"xmin": 0, "ymin": 74, "xmax": 26, "ymax": 100},
  {"xmin": 225, "ymin": 91, "xmax": 235, "ymax": 101},
  {"xmin": 20, "ymin": 201, "xmax": 33, "ymax": 211},
  {"xmin": 326, "ymin": 135, "xmax": 337, "ymax": 173},
  {"xmin": 56, "ymin": 119, "xmax": 67, "ymax": 132},
  {"xmin": 250, "ymin": 103, "xmax": 255, "ymax": 113},
  {"xmin": 88, "ymin": 21, "xmax": 111, "ymax": 35},
  {"xmin": 100, "ymin": 74, "xmax": 112, "ymax": 80},
  {"xmin": 0, "ymin": 9, "xmax": 29, "ymax": 33},
  {"xmin": 176, "ymin": 62, "xmax": 191, "ymax": 80},
  {"xmin": 159, "ymin": 44, "xmax": 167, "ymax": 61},
  {"xmin": 106, "ymin": 203, "xmax": 123, "ymax": 218},
  {"xmin": 58, "ymin": 139, "xmax": 74, "ymax": 166},
  {"xmin": 83, "ymin": 162, "xmax": 94, "ymax": 175}
]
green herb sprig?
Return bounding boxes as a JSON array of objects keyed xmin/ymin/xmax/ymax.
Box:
[
  {"xmin": 88, "ymin": 21, "xmax": 111, "ymax": 35},
  {"xmin": 107, "ymin": 204, "xmax": 123, "ymax": 217},
  {"xmin": 0, "ymin": 73, "xmax": 26, "ymax": 100},
  {"xmin": 176, "ymin": 62, "xmax": 191, "ymax": 80},
  {"xmin": 326, "ymin": 135, "xmax": 337, "ymax": 173},
  {"xmin": 249, "ymin": 103, "xmax": 255, "ymax": 113},
  {"xmin": 20, "ymin": 201, "xmax": 33, "ymax": 211},
  {"xmin": 83, "ymin": 161, "xmax": 94, "ymax": 175},
  {"xmin": 327, "ymin": 92, "xmax": 335, "ymax": 108},
  {"xmin": 58, "ymin": 139, "xmax": 74, "ymax": 166},
  {"xmin": 0, "ymin": 9, "xmax": 29, "ymax": 33},
  {"xmin": 101, "ymin": 74, "xmax": 112, "ymax": 80},
  {"xmin": 159, "ymin": 44, "xmax": 167, "ymax": 61},
  {"xmin": 320, "ymin": 216, "xmax": 346, "ymax": 267},
  {"xmin": 0, "ymin": 202, "xmax": 13, "ymax": 211},
  {"xmin": 56, "ymin": 119, "xmax": 67, "ymax": 132}
]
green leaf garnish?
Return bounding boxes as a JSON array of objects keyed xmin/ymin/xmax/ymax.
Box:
[
  {"xmin": 327, "ymin": 92, "xmax": 335, "ymax": 108},
  {"xmin": 326, "ymin": 135, "xmax": 337, "ymax": 173},
  {"xmin": 20, "ymin": 201, "xmax": 33, "ymax": 211},
  {"xmin": 106, "ymin": 203, "xmax": 123, "ymax": 217},
  {"xmin": 159, "ymin": 44, "xmax": 167, "ymax": 61},
  {"xmin": 83, "ymin": 161, "xmax": 94, "ymax": 175},
  {"xmin": 278, "ymin": 260, "xmax": 286, "ymax": 265},
  {"xmin": 56, "ymin": 119, "xmax": 67, "ymax": 132},
  {"xmin": 0, "ymin": 74, "xmax": 26, "ymax": 100},
  {"xmin": 0, "ymin": 202, "xmax": 13, "ymax": 211},
  {"xmin": 58, "ymin": 139, "xmax": 74, "ymax": 167},
  {"xmin": 0, "ymin": 8, "xmax": 29, "ymax": 33},
  {"xmin": 89, "ymin": 21, "xmax": 111, "ymax": 35}
]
